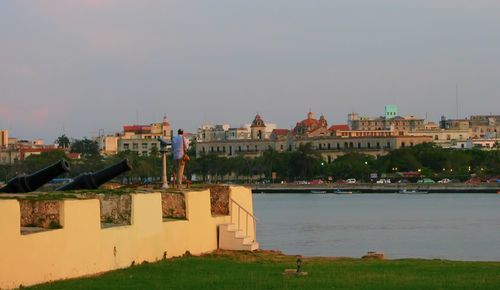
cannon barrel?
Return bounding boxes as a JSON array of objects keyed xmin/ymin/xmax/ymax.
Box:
[
  {"xmin": 57, "ymin": 159, "xmax": 131, "ymax": 191},
  {"xmin": 0, "ymin": 159, "xmax": 71, "ymax": 193}
]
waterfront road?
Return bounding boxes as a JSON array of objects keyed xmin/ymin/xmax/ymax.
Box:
[{"xmin": 251, "ymin": 183, "xmax": 500, "ymax": 193}]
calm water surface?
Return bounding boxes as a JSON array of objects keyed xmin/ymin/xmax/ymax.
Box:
[{"xmin": 253, "ymin": 193, "xmax": 500, "ymax": 261}]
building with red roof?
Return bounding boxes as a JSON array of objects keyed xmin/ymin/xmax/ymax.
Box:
[{"xmin": 293, "ymin": 111, "xmax": 329, "ymax": 137}]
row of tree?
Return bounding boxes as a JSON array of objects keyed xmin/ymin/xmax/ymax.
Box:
[
  {"xmin": 190, "ymin": 143, "xmax": 499, "ymax": 182},
  {"xmin": 1, "ymin": 142, "xmax": 498, "ymax": 184}
]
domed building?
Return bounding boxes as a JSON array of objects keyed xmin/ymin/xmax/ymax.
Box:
[{"xmin": 293, "ymin": 111, "xmax": 329, "ymax": 137}]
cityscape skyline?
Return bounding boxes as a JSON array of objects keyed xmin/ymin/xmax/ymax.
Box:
[
  {"xmin": 1, "ymin": 1, "xmax": 500, "ymax": 141},
  {"xmin": 2, "ymin": 107, "xmax": 499, "ymax": 142}
]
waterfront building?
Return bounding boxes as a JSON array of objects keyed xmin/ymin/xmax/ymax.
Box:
[
  {"xmin": 436, "ymin": 114, "xmax": 498, "ymax": 143},
  {"xmin": 410, "ymin": 128, "xmax": 472, "ymax": 148},
  {"xmin": 439, "ymin": 116, "xmax": 470, "ymax": 130},
  {"xmin": 196, "ymin": 133, "xmax": 432, "ymax": 161},
  {"xmin": 467, "ymin": 138, "xmax": 500, "ymax": 150},
  {"xmin": 96, "ymin": 134, "xmax": 120, "ymax": 156},
  {"xmin": 348, "ymin": 106, "xmax": 425, "ymax": 135},
  {"xmin": 117, "ymin": 116, "xmax": 171, "ymax": 156},
  {"xmin": 469, "ymin": 115, "xmax": 499, "ymax": 138},
  {"xmin": 0, "ymin": 148, "xmax": 19, "ymax": 165},
  {"xmin": 0, "ymin": 130, "xmax": 8, "ymax": 148},
  {"xmin": 384, "ymin": 104, "xmax": 398, "ymax": 119},
  {"xmin": 195, "ymin": 112, "xmax": 432, "ymax": 161},
  {"xmin": 196, "ymin": 115, "xmax": 276, "ymax": 142},
  {"xmin": 293, "ymin": 111, "xmax": 329, "ymax": 137}
]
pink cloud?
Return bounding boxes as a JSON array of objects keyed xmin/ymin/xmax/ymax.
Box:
[
  {"xmin": 0, "ymin": 104, "xmax": 52, "ymax": 125},
  {"xmin": 27, "ymin": 107, "xmax": 50, "ymax": 123},
  {"xmin": 0, "ymin": 104, "xmax": 12, "ymax": 121}
]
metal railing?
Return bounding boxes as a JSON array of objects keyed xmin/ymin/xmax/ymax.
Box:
[{"xmin": 229, "ymin": 198, "xmax": 258, "ymax": 242}]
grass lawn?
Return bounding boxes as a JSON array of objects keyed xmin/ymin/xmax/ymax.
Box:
[{"xmin": 28, "ymin": 250, "xmax": 500, "ymax": 290}]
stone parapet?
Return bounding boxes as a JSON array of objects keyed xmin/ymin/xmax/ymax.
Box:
[{"xmin": 0, "ymin": 186, "xmax": 254, "ymax": 289}]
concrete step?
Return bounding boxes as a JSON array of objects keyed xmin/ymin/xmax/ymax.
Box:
[
  {"xmin": 218, "ymin": 223, "xmax": 259, "ymax": 252},
  {"xmin": 241, "ymin": 241, "xmax": 259, "ymax": 251}
]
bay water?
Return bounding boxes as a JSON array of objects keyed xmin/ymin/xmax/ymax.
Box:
[{"xmin": 253, "ymin": 193, "xmax": 500, "ymax": 261}]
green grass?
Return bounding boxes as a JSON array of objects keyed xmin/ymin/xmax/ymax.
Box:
[{"xmin": 27, "ymin": 251, "xmax": 500, "ymax": 290}]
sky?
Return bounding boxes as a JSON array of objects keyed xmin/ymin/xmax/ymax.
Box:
[{"xmin": 1, "ymin": 0, "xmax": 499, "ymax": 142}]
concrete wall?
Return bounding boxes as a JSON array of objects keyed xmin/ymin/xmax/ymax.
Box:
[{"xmin": 0, "ymin": 186, "xmax": 254, "ymax": 289}]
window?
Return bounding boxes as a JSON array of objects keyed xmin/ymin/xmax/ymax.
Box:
[
  {"xmin": 367, "ymin": 143, "xmax": 371, "ymax": 149},
  {"xmin": 133, "ymin": 143, "xmax": 138, "ymax": 150},
  {"xmin": 401, "ymin": 142, "xmax": 405, "ymax": 148},
  {"xmin": 337, "ymin": 143, "xmax": 340, "ymax": 149},
  {"xmin": 123, "ymin": 143, "xmax": 129, "ymax": 150},
  {"xmin": 377, "ymin": 142, "xmax": 380, "ymax": 148},
  {"xmin": 280, "ymin": 144, "xmax": 284, "ymax": 150},
  {"xmin": 357, "ymin": 142, "xmax": 361, "ymax": 149},
  {"xmin": 142, "ymin": 143, "xmax": 148, "ymax": 149},
  {"xmin": 142, "ymin": 151, "xmax": 148, "ymax": 156},
  {"xmin": 387, "ymin": 142, "xmax": 391, "ymax": 148}
]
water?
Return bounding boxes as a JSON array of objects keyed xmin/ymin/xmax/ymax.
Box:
[{"xmin": 253, "ymin": 193, "xmax": 500, "ymax": 261}]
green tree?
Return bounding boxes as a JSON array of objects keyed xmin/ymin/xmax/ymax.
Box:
[
  {"xmin": 71, "ymin": 138, "xmax": 100, "ymax": 158},
  {"xmin": 55, "ymin": 134, "xmax": 71, "ymax": 149},
  {"xmin": 260, "ymin": 147, "xmax": 281, "ymax": 181},
  {"xmin": 327, "ymin": 153, "xmax": 375, "ymax": 180},
  {"xmin": 289, "ymin": 143, "xmax": 322, "ymax": 180}
]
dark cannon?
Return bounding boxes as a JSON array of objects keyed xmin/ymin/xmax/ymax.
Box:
[
  {"xmin": 57, "ymin": 159, "xmax": 132, "ymax": 191},
  {"xmin": 0, "ymin": 159, "xmax": 71, "ymax": 193}
]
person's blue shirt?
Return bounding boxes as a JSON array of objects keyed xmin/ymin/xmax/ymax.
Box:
[{"xmin": 172, "ymin": 135, "xmax": 189, "ymax": 160}]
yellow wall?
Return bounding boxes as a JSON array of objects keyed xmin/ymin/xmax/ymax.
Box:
[{"xmin": 0, "ymin": 186, "xmax": 254, "ymax": 289}]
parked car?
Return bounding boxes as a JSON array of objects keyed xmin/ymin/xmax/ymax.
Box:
[
  {"xmin": 465, "ymin": 177, "xmax": 482, "ymax": 185},
  {"xmin": 309, "ymin": 179, "xmax": 324, "ymax": 185},
  {"xmin": 417, "ymin": 178, "xmax": 435, "ymax": 184},
  {"xmin": 294, "ymin": 180, "xmax": 309, "ymax": 185},
  {"xmin": 346, "ymin": 178, "xmax": 357, "ymax": 184},
  {"xmin": 438, "ymin": 178, "xmax": 451, "ymax": 184},
  {"xmin": 335, "ymin": 179, "xmax": 348, "ymax": 184},
  {"xmin": 486, "ymin": 177, "xmax": 500, "ymax": 183},
  {"xmin": 376, "ymin": 179, "xmax": 391, "ymax": 184}
]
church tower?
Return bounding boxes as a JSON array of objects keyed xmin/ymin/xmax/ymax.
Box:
[{"xmin": 250, "ymin": 114, "xmax": 266, "ymax": 140}]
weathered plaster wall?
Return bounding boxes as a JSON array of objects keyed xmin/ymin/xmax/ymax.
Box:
[{"xmin": 0, "ymin": 186, "xmax": 254, "ymax": 289}]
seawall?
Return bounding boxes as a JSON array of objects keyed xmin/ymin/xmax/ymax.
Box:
[{"xmin": 0, "ymin": 186, "xmax": 255, "ymax": 289}]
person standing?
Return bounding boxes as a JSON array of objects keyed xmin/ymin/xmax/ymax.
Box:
[{"xmin": 172, "ymin": 129, "xmax": 189, "ymax": 188}]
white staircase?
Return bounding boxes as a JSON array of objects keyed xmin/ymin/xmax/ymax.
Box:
[
  {"xmin": 219, "ymin": 223, "xmax": 259, "ymax": 251},
  {"xmin": 218, "ymin": 198, "xmax": 259, "ymax": 251}
]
